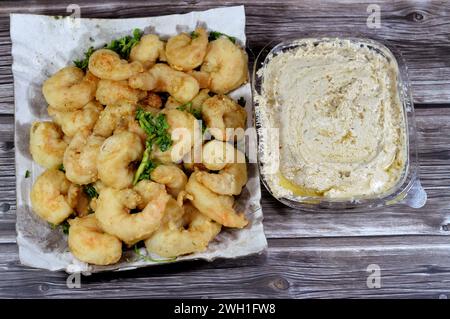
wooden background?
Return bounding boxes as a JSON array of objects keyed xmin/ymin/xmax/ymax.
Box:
[{"xmin": 1, "ymin": 0, "xmax": 450, "ymax": 298}]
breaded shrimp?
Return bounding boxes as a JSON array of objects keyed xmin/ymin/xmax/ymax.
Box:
[
  {"xmin": 95, "ymin": 181, "xmax": 171, "ymax": 245},
  {"xmin": 95, "ymin": 79, "xmax": 146, "ymax": 106},
  {"xmin": 88, "ymin": 49, "xmax": 144, "ymax": 81},
  {"xmin": 30, "ymin": 169, "xmax": 77, "ymax": 225},
  {"xmin": 165, "ymin": 27, "xmax": 208, "ymax": 71},
  {"xmin": 42, "ymin": 66, "xmax": 97, "ymax": 111},
  {"xmin": 197, "ymin": 140, "xmax": 247, "ymax": 195},
  {"xmin": 202, "ymin": 94, "xmax": 247, "ymax": 141},
  {"xmin": 201, "ymin": 37, "xmax": 248, "ymax": 94},
  {"xmin": 63, "ymin": 129, "xmax": 105, "ymax": 185},
  {"xmin": 93, "ymin": 101, "xmax": 136, "ymax": 138},
  {"xmin": 48, "ymin": 101, "xmax": 103, "ymax": 137},
  {"xmin": 150, "ymin": 164, "xmax": 188, "ymax": 197},
  {"xmin": 145, "ymin": 203, "xmax": 221, "ymax": 258},
  {"xmin": 128, "ymin": 63, "xmax": 199, "ymax": 103},
  {"xmin": 185, "ymin": 171, "xmax": 248, "ymax": 228},
  {"xmin": 68, "ymin": 214, "xmax": 122, "ymax": 265},
  {"xmin": 130, "ymin": 34, "xmax": 165, "ymax": 68},
  {"xmin": 97, "ymin": 131, "xmax": 144, "ymax": 189},
  {"xmin": 30, "ymin": 121, "xmax": 67, "ymax": 169}
]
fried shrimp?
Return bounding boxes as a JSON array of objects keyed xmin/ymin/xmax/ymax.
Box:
[
  {"xmin": 88, "ymin": 49, "xmax": 144, "ymax": 81},
  {"xmin": 186, "ymin": 171, "xmax": 248, "ymax": 228},
  {"xmin": 188, "ymin": 70, "xmax": 211, "ymax": 89},
  {"xmin": 150, "ymin": 164, "xmax": 188, "ymax": 197},
  {"xmin": 201, "ymin": 37, "xmax": 248, "ymax": 94},
  {"xmin": 128, "ymin": 63, "xmax": 199, "ymax": 103},
  {"xmin": 68, "ymin": 214, "xmax": 122, "ymax": 265},
  {"xmin": 95, "ymin": 79, "xmax": 146, "ymax": 106},
  {"xmin": 152, "ymin": 109, "xmax": 198, "ymax": 163},
  {"xmin": 43, "ymin": 66, "xmax": 97, "ymax": 111},
  {"xmin": 197, "ymin": 140, "xmax": 247, "ymax": 195},
  {"xmin": 130, "ymin": 34, "xmax": 165, "ymax": 68},
  {"xmin": 63, "ymin": 129, "xmax": 105, "ymax": 185},
  {"xmin": 48, "ymin": 101, "xmax": 103, "ymax": 137},
  {"xmin": 30, "ymin": 169, "xmax": 77, "ymax": 224},
  {"xmin": 30, "ymin": 121, "xmax": 67, "ymax": 169},
  {"xmin": 93, "ymin": 101, "xmax": 136, "ymax": 138},
  {"xmin": 165, "ymin": 27, "xmax": 208, "ymax": 71},
  {"xmin": 97, "ymin": 131, "xmax": 144, "ymax": 189},
  {"xmin": 95, "ymin": 181, "xmax": 171, "ymax": 245},
  {"xmin": 202, "ymin": 95, "xmax": 247, "ymax": 141},
  {"xmin": 145, "ymin": 203, "xmax": 221, "ymax": 258}
]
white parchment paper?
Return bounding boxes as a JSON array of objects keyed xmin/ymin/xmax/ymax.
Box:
[{"xmin": 11, "ymin": 6, "xmax": 267, "ymax": 273}]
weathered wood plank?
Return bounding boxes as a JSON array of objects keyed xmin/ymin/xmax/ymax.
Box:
[
  {"xmin": 1, "ymin": 236, "xmax": 450, "ymax": 298},
  {"xmin": 0, "ymin": 0, "xmax": 449, "ymax": 115}
]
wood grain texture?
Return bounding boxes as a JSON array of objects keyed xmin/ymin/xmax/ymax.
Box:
[
  {"xmin": 1, "ymin": 0, "xmax": 450, "ymax": 299},
  {"xmin": 0, "ymin": 0, "xmax": 449, "ymax": 114},
  {"xmin": 1, "ymin": 236, "xmax": 450, "ymax": 298}
]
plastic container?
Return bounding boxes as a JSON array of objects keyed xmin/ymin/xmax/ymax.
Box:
[{"xmin": 252, "ymin": 36, "xmax": 427, "ymax": 211}]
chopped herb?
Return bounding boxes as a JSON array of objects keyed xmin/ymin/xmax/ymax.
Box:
[
  {"xmin": 190, "ymin": 31, "xmax": 199, "ymax": 39},
  {"xmin": 237, "ymin": 96, "xmax": 246, "ymax": 107},
  {"xmin": 25, "ymin": 170, "xmax": 31, "ymax": 178},
  {"xmin": 61, "ymin": 221, "xmax": 70, "ymax": 235},
  {"xmin": 49, "ymin": 221, "xmax": 70, "ymax": 235},
  {"xmin": 73, "ymin": 46, "xmax": 95, "ymax": 71},
  {"xmin": 133, "ymin": 245, "xmax": 176, "ymax": 263},
  {"xmin": 133, "ymin": 108, "xmax": 172, "ymax": 184},
  {"xmin": 208, "ymin": 31, "xmax": 236, "ymax": 44},
  {"xmin": 105, "ymin": 28, "xmax": 143, "ymax": 59},
  {"xmin": 58, "ymin": 163, "xmax": 65, "ymax": 172},
  {"xmin": 83, "ymin": 184, "xmax": 99, "ymax": 199},
  {"xmin": 133, "ymin": 145, "xmax": 156, "ymax": 185}
]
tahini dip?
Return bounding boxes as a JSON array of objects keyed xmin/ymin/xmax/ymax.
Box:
[{"xmin": 256, "ymin": 39, "xmax": 407, "ymax": 199}]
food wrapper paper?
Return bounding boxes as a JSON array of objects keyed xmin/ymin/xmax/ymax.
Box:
[{"xmin": 11, "ymin": 5, "xmax": 267, "ymax": 273}]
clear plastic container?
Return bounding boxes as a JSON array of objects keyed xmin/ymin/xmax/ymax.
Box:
[{"xmin": 252, "ymin": 36, "xmax": 427, "ymax": 211}]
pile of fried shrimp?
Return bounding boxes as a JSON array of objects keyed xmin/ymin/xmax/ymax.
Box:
[{"xmin": 29, "ymin": 27, "xmax": 250, "ymax": 266}]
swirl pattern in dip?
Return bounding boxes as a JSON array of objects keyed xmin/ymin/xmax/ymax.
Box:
[{"xmin": 256, "ymin": 39, "xmax": 407, "ymax": 199}]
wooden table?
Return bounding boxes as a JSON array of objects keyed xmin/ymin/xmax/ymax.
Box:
[{"xmin": 1, "ymin": 0, "xmax": 450, "ymax": 299}]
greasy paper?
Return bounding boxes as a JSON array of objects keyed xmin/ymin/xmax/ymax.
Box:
[{"xmin": 11, "ymin": 5, "xmax": 267, "ymax": 273}]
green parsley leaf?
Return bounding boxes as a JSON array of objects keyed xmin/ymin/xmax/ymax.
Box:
[
  {"xmin": 208, "ymin": 31, "xmax": 236, "ymax": 44},
  {"xmin": 49, "ymin": 221, "xmax": 70, "ymax": 235},
  {"xmin": 58, "ymin": 163, "xmax": 65, "ymax": 172},
  {"xmin": 105, "ymin": 28, "xmax": 143, "ymax": 59},
  {"xmin": 133, "ymin": 108, "xmax": 172, "ymax": 184},
  {"xmin": 25, "ymin": 170, "xmax": 31, "ymax": 178},
  {"xmin": 61, "ymin": 221, "xmax": 70, "ymax": 235},
  {"xmin": 73, "ymin": 46, "xmax": 95, "ymax": 71},
  {"xmin": 83, "ymin": 184, "xmax": 99, "ymax": 199},
  {"xmin": 190, "ymin": 31, "xmax": 199, "ymax": 39}
]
